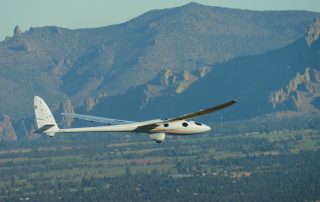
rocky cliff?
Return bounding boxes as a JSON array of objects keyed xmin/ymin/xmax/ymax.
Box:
[
  {"xmin": 306, "ymin": 17, "xmax": 320, "ymax": 46},
  {"xmin": 270, "ymin": 67, "xmax": 320, "ymax": 112},
  {"xmin": 0, "ymin": 116, "xmax": 17, "ymax": 141}
]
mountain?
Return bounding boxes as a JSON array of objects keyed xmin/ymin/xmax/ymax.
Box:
[
  {"xmin": 0, "ymin": 3, "xmax": 319, "ymax": 140},
  {"xmin": 0, "ymin": 3, "xmax": 319, "ymax": 118},
  {"xmin": 85, "ymin": 18, "xmax": 320, "ymax": 122}
]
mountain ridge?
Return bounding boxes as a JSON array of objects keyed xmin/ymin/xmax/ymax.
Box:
[
  {"xmin": 0, "ymin": 3, "xmax": 319, "ymax": 140},
  {"xmin": 85, "ymin": 22, "xmax": 319, "ymax": 122}
]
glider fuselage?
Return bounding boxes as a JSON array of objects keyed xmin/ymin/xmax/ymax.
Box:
[{"xmin": 58, "ymin": 119, "xmax": 211, "ymax": 135}]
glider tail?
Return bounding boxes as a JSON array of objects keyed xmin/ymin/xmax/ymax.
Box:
[{"xmin": 34, "ymin": 96, "xmax": 59, "ymax": 136}]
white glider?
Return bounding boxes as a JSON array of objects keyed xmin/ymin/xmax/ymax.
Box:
[{"xmin": 34, "ymin": 96, "xmax": 236, "ymax": 143}]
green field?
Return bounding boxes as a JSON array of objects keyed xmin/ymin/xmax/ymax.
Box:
[{"xmin": 0, "ymin": 129, "xmax": 319, "ymax": 201}]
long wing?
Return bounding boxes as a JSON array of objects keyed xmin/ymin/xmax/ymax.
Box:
[
  {"xmin": 61, "ymin": 113, "xmax": 133, "ymax": 125},
  {"xmin": 137, "ymin": 100, "xmax": 237, "ymax": 130},
  {"xmin": 62, "ymin": 100, "xmax": 236, "ymax": 127},
  {"xmin": 166, "ymin": 100, "xmax": 237, "ymax": 122}
]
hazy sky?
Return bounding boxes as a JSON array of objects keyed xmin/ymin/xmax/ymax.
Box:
[{"xmin": 1, "ymin": 0, "xmax": 320, "ymax": 40}]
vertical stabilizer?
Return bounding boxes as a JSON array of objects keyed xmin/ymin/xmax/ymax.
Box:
[{"xmin": 34, "ymin": 96, "xmax": 59, "ymax": 136}]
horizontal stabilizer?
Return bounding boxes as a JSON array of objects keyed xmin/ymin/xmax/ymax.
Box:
[{"xmin": 34, "ymin": 124, "xmax": 55, "ymax": 133}]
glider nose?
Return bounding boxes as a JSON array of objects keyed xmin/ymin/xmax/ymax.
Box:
[{"xmin": 203, "ymin": 124, "xmax": 211, "ymax": 132}]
